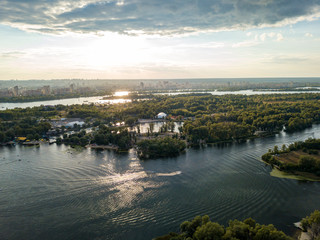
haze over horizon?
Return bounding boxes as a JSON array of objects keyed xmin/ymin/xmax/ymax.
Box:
[{"xmin": 1, "ymin": 0, "xmax": 320, "ymax": 80}]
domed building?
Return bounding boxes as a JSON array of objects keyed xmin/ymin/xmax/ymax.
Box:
[{"xmin": 156, "ymin": 112, "xmax": 167, "ymax": 119}]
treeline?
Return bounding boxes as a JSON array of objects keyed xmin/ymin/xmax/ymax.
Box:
[
  {"xmin": 137, "ymin": 137, "xmax": 186, "ymax": 159},
  {"xmin": 56, "ymin": 130, "xmax": 90, "ymax": 147},
  {"xmin": 301, "ymin": 210, "xmax": 320, "ymax": 239},
  {"xmin": 91, "ymin": 125, "xmax": 132, "ymax": 150},
  {"xmin": 262, "ymin": 138, "xmax": 320, "ymax": 175},
  {"xmin": 56, "ymin": 125, "xmax": 133, "ymax": 149},
  {"xmin": 2, "ymin": 93, "xmax": 320, "ymax": 148},
  {"xmin": 0, "ymin": 117, "xmax": 51, "ymax": 143},
  {"xmin": 123, "ymin": 93, "xmax": 320, "ymax": 145},
  {"xmin": 154, "ymin": 215, "xmax": 291, "ymax": 240}
]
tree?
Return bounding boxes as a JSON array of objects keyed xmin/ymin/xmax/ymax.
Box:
[
  {"xmin": 0, "ymin": 132, "xmax": 6, "ymax": 143},
  {"xmin": 254, "ymin": 224, "xmax": 291, "ymax": 240},
  {"xmin": 301, "ymin": 210, "xmax": 320, "ymax": 239},
  {"xmin": 34, "ymin": 133, "xmax": 40, "ymax": 140},
  {"xmin": 149, "ymin": 122, "xmax": 154, "ymax": 134},
  {"xmin": 155, "ymin": 215, "xmax": 293, "ymax": 240},
  {"xmin": 224, "ymin": 219, "xmax": 252, "ymax": 240},
  {"xmin": 273, "ymin": 145, "xmax": 279, "ymax": 154},
  {"xmin": 27, "ymin": 134, "xmax": 34, "ymax": 140},
  {"xmin": 125, "ymin": 117, "xmax": 137, "ymax": 126},
  {"xmin": 194, "ymin": 222, "xmax": 224, "ymax": 240}
]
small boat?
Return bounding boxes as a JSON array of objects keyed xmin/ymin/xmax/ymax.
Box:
[{"xmin": 22, "ymin": 141, "xmax": 40, "ymax": 146}]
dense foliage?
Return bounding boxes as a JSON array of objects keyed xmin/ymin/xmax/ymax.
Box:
[
  {"xmin": 1, "ymin": 93, "xmax": 320, "ymax": 148},
  {"xmin": 91, "ymin": 125, "xmax": 132, "ymax": 150},
  {"xmin": 0, "ymin": 117, "xmax": 51, "ymax": 143},
  {"xmin": 154, "ymin": 215, "xmax": 292, "ymax": 240},
  {"xmin": 301, "ymin": 210, "xmax": 320, "ymax": 239},
  {"xmin": 136, "ymin": 137, "xmax": 186, "ymax": 159},
  {"xmin": 262, "ymin": 138, "xmax": 320, "ymax": 175},
  {"xmin": 56, "ymin": 130, "xmax": 90, "ymax": 147}
]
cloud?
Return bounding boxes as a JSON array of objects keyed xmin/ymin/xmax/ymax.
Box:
[
  {"xmin": 232, "ymin": 40, "xmax": 259, "ymax": 48},
  {"xmin": 0, "ymin": 51, "xmax": 25, "ymax": 59},
  {"xmin": 263, "ymin": 55, "xmax": 308, "ymax": 64},
  {"xmin": 276, "ymin": 33, "xmax": 284, "ymax": 41},
  {"xmin": 260, "ymin": 33, "xmax": 267, "ymax": 41},
  {"xmin": 0, "ymin": 0, "xmax": 320, "ymax": 35},
  {"xmin": 258, "ymin": 32, "xmax": 284, "ymax": 42},
  {"xmin": 305, "ymin": 32, "xmax": 314, "ymax": 37}
]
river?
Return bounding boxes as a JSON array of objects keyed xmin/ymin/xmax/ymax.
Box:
[
  {"xmin": 1, "ymin": 125, "xmax": 320, "ymax": 240},
  {"xmin": 1, "ymin": 89, "xmax": 320, "ymax": 110}
]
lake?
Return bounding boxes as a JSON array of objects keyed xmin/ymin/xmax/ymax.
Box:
[{"xmin": 1, "ymin": 125, "xmax": 320, "ymax": 240}]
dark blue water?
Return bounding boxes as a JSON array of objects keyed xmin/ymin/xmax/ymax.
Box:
[{"xmin": 1, "ymin": 126, "xmax": 320, "ymax": 240}]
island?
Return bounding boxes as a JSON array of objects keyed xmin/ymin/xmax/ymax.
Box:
[
  {"xmin": 136, "ymin": 137, "xmax": 186, "ymax": 159},
  {"xmin": 262, "ymin": 138, "xmax": 320, "ymax": 181},
  {"xmin": 1, "ymin": 93, "xmax": 320, "ymax": 160}
]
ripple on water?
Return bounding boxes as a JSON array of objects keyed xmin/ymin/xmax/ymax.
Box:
[{"xmin": 1, "ymin": 126, "xmax": 320, "ymax": 240}]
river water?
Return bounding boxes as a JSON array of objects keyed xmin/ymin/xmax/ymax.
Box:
[
  {"xmin": 0, "ymin": 96, "xmax": 131, "ymax": 110},
  {"xmin": 1, "ymin": 124, "xmax": 320, "ymax": 240},
  {"xmin": 1, "ymin": 89, "xmax": 320, "ymax": 110}
]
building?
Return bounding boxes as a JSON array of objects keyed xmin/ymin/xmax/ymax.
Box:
[
  {"xmin": 12, "ymin": 86, "xmax": 19, "ymax": 96},
  {"xmin": 156, "ymin": 112, "xmax": 167, "ymax": 119},
  {"xmin": 66, "ymin": 121, "xmax": 85, "ymax": 128},
  {"xmin": 41, "ymin": 85, "xmax": 51, "ymax": 95},
  {"xmin": 70, "ymin": 83, "xmax": 75, "ymax": 93}
]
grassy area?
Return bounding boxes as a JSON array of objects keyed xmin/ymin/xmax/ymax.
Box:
[
  {"xmin": 271, "ymin": 150, "xmax": 320, "ymax": 181},
  {"xmin": 270, "ymin": 168, "xmax": 320, "ymax": 181},
  {"xmin": 275, "ymin": 150, "xmax": 320, "ymax": 165},
  {"xmin": 262, "ymin": 138, "xmax": 320, "ymax": 181}
]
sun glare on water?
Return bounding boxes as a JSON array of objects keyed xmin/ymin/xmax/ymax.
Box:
[{"xmin": 114, "ymin": 91, "xmax": 129, "ymax": 97}]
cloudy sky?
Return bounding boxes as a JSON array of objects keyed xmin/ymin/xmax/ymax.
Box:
[{"xmin": 0, "ymin": 0, "xmax": 320, "ymax": 80}]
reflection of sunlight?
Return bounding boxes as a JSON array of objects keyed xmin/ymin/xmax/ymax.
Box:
[
  {"xmin": 97, "ymin": 170, "xmax": 164, "ymax": 210},
  {"xmin": 155, "ymin": 171, "xmax": 182, "ymax": 177},
  {"xmin": 114, "ymin": 91, "xmax": 129, "ymax": 97},
  {"xmin": 96, "ymin": 156, "xmax": 181, "ymax": 212}
]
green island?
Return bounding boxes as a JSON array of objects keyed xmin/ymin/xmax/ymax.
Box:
[
  {"xmin": 137, "ymin": 137, "xmax": 186, "ymax": 159},
  {"xmin": 262, "ymin": 138, "xmax": 320, "ymax": 181},
  {"xmin": 154, "ymin": 210, "xmax": 320, "ymax": 240},
  {"xmin": 1, "ymin": 93, "xmax": 320, "ymax": 159}
]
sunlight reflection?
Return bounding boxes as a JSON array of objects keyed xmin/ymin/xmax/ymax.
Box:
[
  {"xmin": 114, "ymin": 91, "xmax": 129, "ymax": 97},
  {"xmin": 95, "ymin": 155, "xmax": 181, "ymax": 211}
]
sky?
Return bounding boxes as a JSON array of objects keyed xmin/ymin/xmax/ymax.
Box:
[{"xmin": 0, "ymin": 0, "xmax": 320, "ymax": 80}]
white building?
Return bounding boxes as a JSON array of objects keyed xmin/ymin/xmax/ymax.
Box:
[
  {"xmin": 66, "ymin": 121, "xmax": 85, "ymax": 128},
  {"xmin": 156, "ymin": 112, "xmax": 167, "ymax": 119}
]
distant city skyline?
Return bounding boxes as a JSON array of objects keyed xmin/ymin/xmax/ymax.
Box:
[{"xmin": 1, "ymin": 0, "xmax": 320, "ymax": 80}]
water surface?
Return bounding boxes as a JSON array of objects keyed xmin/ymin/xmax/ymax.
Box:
[
  {"xmin": 2, "ymin": 89, "xmax": 320, "ymax": 110},
  {"xmin": 0, "ymin": 126, "xmax": 320, "ymax": 240}
]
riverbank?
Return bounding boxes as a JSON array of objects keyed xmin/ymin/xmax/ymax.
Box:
[{"xmin": 261, "ymin": 138, "xmax": 320, "ymax": 181}]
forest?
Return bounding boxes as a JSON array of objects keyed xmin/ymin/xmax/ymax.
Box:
[
  {"xmin": 1, "ymin": 93, "xmax": 320, "ymax": 151},
  {"xmin": 136, "ymin": 137, "xmax": 186, "ymax": 159},
  {"xmin": 155, "ymin": 215, "xmax": 291, "ymax": 240},
  {"xmin": 154, "ymin": 210, "xmax": 320, "ymax": 240}
]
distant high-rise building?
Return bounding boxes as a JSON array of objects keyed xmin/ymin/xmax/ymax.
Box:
[
  {"xmin": 41, "ymin": 85, "xmax": 51, "ymax": 95},
  {"xmin": 70, "ymin": 83, "xmax": 75, "ymax": 93},
  {"xmin": 12, "ymin": 86, "xmax": 19, "ymax": 96}
]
